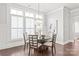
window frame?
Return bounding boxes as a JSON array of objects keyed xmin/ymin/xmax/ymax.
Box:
[
  {"xmin": 10, "ymin": 8, "xmax": 44, "ymax": 40},
  {"xmin": 10, "ymin": 8, "xmax": 24, "ymax": 40}
]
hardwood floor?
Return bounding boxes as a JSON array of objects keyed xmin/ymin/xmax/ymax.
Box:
[
  {"xmin": 64, "ymin": 39, "xmax": 79, "ymax": 56},
  {"xmin": 0, "ymin": 40, "xmax": 79, "ymax": 56}
]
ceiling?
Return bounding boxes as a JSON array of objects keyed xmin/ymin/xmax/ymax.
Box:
[{"xmin": 19, "ymin": 3, "xmax": 79, "ymax": 13}]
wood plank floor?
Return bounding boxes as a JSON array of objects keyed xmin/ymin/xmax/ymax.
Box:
[
  {"xmin": 64, "ymin": 39, "xmax": 79, "ymax": 56},
  {"xmin": 0, "ymin": 40, "xmax": 79, "ymax": 56}
]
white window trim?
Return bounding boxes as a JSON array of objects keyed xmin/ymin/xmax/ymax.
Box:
[{"xmin": 9, "ymin": 5, "xmax": 44, "ymax": 41}]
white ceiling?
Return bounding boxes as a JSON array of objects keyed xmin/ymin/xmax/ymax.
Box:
[{"xmin": 19, "ymin": 3, "xmax": 79, "ymax": 13}]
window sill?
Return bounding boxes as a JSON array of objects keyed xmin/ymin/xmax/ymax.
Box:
[{"xmin": 8, "ymin": 38, "xmax": 23, "ymax": 43}]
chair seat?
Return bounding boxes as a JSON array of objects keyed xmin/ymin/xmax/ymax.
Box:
[
  {"xmin": 44, "ymin": 42, "xmax": 52, "ymax": 47},
  {"xmin": 30, "ymin": 43, "xmax": 41, "ymax": 48}
]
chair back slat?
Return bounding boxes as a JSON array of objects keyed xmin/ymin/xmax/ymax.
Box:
[
  {"xmin": 52, "ymin": 33, "xmax": 56, "ymax": 44},
  {"xmin": 28, "ymin": 35, "xmax": 38, "ymax": 48}
]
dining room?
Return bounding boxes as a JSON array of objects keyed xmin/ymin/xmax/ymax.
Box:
[{"xmin": 0, "ymin": 3, "xmax": 79, "ymax": 56}]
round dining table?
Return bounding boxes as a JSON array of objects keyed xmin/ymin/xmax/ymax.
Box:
[{"xmin": 38, "ymin": 38, "xmax": 50, "ymax": 54}]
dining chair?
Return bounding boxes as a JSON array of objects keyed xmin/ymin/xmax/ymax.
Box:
[
  {"xmin": 28, "ymin": 35, "xmax": 40, "ymax": 56},
  {"xmin": 52, "ymin": 33, "xmax": 56, "ymax": 55},
  {"xmin": 23, "ymin": 32, "xmax": 29, "ymax": 53},
  {"xmin": 44, "ymin": 33, "xmax": 56, "ymax": 55}
]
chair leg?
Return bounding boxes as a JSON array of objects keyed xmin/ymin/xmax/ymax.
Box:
[
  {"xmin": 54, "ymin": 46, "xmax": 56, "ymax": 55},
  {"xmin": 54, "ymin": 46, "xmax": 56, "ymax": 54},
  {"xmin": 34, "ymin": 49, "xmax": 37, "ymax": 56},
  {"xmin": 51, "ymin": 46, "xmax": 54, "ymax": 56},
  {"xmin": 34, "ymin": 48, "xmax": 38, "ymax": 56},
  {"xmin": 24, "ymin": 44, "xmax": 26, "ymax": 55},
  {"xmin": 27, "ymin": 43, "xmax": 28, "ymax": 48},
  {"xmin": 28, "ymin": 47, "xmax": 31, "ymax": 56}
]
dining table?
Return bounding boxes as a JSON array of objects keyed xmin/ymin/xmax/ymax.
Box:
[{"xmin": 37, "ymin": 35, "xmax": 51, "ymax": 53}]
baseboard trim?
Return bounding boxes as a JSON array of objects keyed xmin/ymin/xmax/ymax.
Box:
[
  {"xmin": 56, "ymin": 39, "xmax": 74, "ymax": 45},
  {"xmin": 63, "ymin": 39, "xmax": 74, "ymax": 45},
  {"xmin": 0, "ymin": 40, "xmax": 24, "ymax": 50}
]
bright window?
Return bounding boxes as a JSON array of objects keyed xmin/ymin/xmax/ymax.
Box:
[
  {"xmin": 10, "ymin": 9, "xmax": 23, "ymax": 16},
  {"xmin": 25, "ymin": 12, "xmax": 34, "ymax": 17},
  {"xmin": 10, "ymin": 8, "xmax": 44, "ymax": 40},
  {"xmin": 11, "ymin": 9, "xmax": 23, "ymax": 40},
  {"xmin": 25, "ymin": 18, "xmax": 34, "ymax": 28},
  {"xmin": 75, "ymin": 22, "xmax": 79, "ymax": 33},
  {"xmin": 25, "ymin": 17, "xmax": 35, "ymax": 35}
]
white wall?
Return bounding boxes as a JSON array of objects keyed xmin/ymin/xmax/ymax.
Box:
[
  {"xmin": 47, "ymin": 7, "xmax": 64, "ymax": 44},
  {"xmin": 0, "ymin": 4, "xmax": 9, "ymax": 49},
  {"xmin": 71, "ymin": 8, "xmax": 79, "ymax": 39},
  {"xmin": 47, "ymin": 7, "xmax": 73, "ymax": 45},
  {"xmin": 63, "ymin": 7, "xmax": 72, "ymax": 44},
  {"xmin": 71, "ymin": 15, "xmax": 79, "ymax": 39}
]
